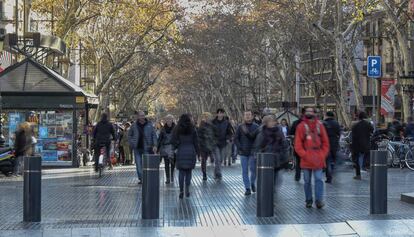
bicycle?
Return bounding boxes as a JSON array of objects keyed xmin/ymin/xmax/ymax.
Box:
[
  {"xmin": 95, "ymin": 143, "xmax": 112, "ymax": 178},
  {"xmin": 377, "ymin": 136, "xmax": 414, "ymax": 170}
]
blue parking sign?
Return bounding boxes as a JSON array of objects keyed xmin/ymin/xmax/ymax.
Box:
[{"xmin": 367, "ymin": 56, "xmax": 382, "ymax": 78}]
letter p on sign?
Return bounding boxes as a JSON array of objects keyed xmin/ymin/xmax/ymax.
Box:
[{"xmin": 368, "ymin": 56, "xmax": 381, "ymax": 78}]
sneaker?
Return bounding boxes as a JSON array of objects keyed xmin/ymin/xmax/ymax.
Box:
[
  {"xmin": 245, "ymin": 189, "xmax": 252, "ymax": 196},
  {"xmin": 353, "ymin": 175, "xmax": 361, "ymax": 180},
  {"xmin": 306, "ymin": 200, "xmax": 313, "ymax": 208},
  {"xmin": 316, "ymin": 201, "xmax": 325, "ymax": 209},
  {"xmin": 186, "ymin": 192, "xmax": 190, "ymax": 198},
  {"xmin": 203, "ymin": 175, "xmax": 207, "ymax": 181},
  {"xmin": 325, "ymin": 179, "xmax": 332, "ymax": 184},
  {"xmin": 179, "ymin": 192, "xmax": 184, "ymax": 199},
  {"xmin": 251, "ymin": 184, "xmax": 256, "ymax": 193},
  {"xmin": 165, "ymin": 180, "xmax": 170, "ymax": 184},
  {"xmin": 295, "ymin": 175, "xmax": 300, "ymax": 182},
  {"xmin": 138, "ymin": 180, "xmax": 143, "ymax": 184}
]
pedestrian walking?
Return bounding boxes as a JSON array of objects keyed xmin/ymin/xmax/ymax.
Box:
[
  {"xmin": 253, "ymin": 115, "xmax": 289, "ymax": 186},
  {"xmin": 172, "ymin": 114, "xmax": 199, "ymax": 199},
  {"xmin": 212, "ymin": 108, "xmax": 234, "ymax": 172},
  {"xmin": 128, "ymin": 111, "xmax": 158, "ymax": 184},
  {"xmin": 92, "ymin": 113, "xmax": 116, "ymax": 172},
  {"xmin": 13, "ymin": 122, "xmax": 32, "ymax": 176},
  {"xmin": 158, "ymin": 115, "xmax": 176, "ymax": 184},
  {"xmin": 294, "ymin": 107, "xmax": 330, "ymax": 209},
  {"xmin": 197, "ymin": 112, "xmax": 219, "ymax": 181},
  {"xmin": 235, "ymin": 110, "xmax": 260, "ymax": 196},
  {"xmin": 351, "ymin": 111, "xmax": 374, "ymax": 180},
  {"xmin": 120, "ymin": 122, "xmax": 132, "ymax": 165},
  {"xmin": 280, "ymin": 118, "xmax": 290, "ymax": 138},
  {"xmin": 323, "ymin": 111, "xmax": 341, "ymax": 184},
  {"xmin": 290, "ymin": 108, "xmax": 306, "ymax": 181},
  {"xmin": 404, "ymin": 117, "xmax": 414, "ymax": 139}
]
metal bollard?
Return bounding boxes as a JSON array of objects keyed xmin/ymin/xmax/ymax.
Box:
[
  {"xmin": 256, "ymin": 153, "xmax": 274, "ymax": 217},
  {"xmin": 370, "ymin": 150, "xmax": 387, "ymax": 214},
  {"xmin": 142, "ymin": 154, "xmax": 160, "ymax": 219},
  {"xmin": 23, "ymin": 156, "xmax": 42, "ymax": 222}
]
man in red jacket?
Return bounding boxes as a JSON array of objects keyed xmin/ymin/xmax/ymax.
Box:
[{"xmin": 294, "ymin": 107, "xmax": 330, "ymax": 209}]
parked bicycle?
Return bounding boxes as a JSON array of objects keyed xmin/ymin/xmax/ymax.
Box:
[{"xmin": 376, "ymin": 135, "xmax": 414, "ymax": 170}]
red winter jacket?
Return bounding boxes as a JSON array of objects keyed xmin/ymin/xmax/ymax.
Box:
[{"xmin": 294, "ymin": 118, "xmax": 330, "ymax": 169}]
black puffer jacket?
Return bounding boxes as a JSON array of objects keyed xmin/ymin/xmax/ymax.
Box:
[
  {"xmin": 235, "ymin": 122, "xmax": 259, "ymax": 156},
  {"xmin": 351, "ymin": 119, "xmax": 374, "ymax": 154},
  {"xmin": 323, "ymin": 118, "xmax": 341, "ymax": 152},
  {"xmin": 173, "ymin": 128, "xmax": 199, "ymax": 170},
  {"xmin": 197, "ymin": 121, "xmax": 218, "ymax": 153},
  {"xmin": 93, "ymin": 119, "xmax": 115, "ymax": 146},
  {"xmin": 212, "ymin": 118, "xmax": 234, "ymax": 148}
]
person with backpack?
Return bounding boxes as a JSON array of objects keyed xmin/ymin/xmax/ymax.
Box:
[
  {"xmin": 290, "ymin": 108, "xmax": 306, "ymax": 181},
  {"xmin": 294, "ymin": 107, "xmax": 330, "ymax": 209},
  {"xmin": 323, "ymin": 111, "xmax": 341, "ymax": 183},
  {"xmin": 235, "ymin": 111, "xmax": 260, "ymax": 196},
  {"xmin": 351, "ymin": 111, "xmax": 374, "ymax": 180},
  {"xmin": 158, "ymin": 115, "xmax": 176, "ymax": 184}
]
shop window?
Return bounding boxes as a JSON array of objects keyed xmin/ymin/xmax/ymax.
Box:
[{"xmin": 3, "ymin": 110, "xmax": 73, "ymax": 166}]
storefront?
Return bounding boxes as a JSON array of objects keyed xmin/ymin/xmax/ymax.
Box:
[{"xmin": 0, "ymin": 58, "xmax": 96, "ymax": 167}]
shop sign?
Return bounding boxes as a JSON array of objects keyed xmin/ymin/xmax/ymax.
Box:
[
  {"xmin": 76, "ymin": 96, "xmax": 85, "ymax": 104},
  {"xmin": 59, "ymin": 104, "xmax": 74, "ymax": 109}
]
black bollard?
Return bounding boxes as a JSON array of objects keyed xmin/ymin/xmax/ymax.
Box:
[
  {"xmin": 142, "ymin": 154, "xmax": 160, "ymax": 219},
  {"xmin": 256, "ymin": 153, "xmax": 275, "ymax": 217},
  {"xmin": 370, "ymin": 150, "xmax": 387, "ymax": 214},
  {"xmin": 23, "ymin": 156, "xmax": 42, "ymax": 222}
]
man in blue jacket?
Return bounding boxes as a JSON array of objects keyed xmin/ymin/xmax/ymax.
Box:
[{"xmin": 128, "ymin": 111, "xmax": 158, "ymax": 184}]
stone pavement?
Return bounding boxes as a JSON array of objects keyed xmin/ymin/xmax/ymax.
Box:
[
  {"xmin": 1, "ymin": 161, "xmax": 414, "ymax": 235},
  {"xmin": 3, "ymin": 220, "xmax": 414, "ymax": 236}
]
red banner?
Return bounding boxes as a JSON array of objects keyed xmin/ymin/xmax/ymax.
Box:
[{"xmin": 381, "ymin": 79, "xmax": 396, "ymax": 116}]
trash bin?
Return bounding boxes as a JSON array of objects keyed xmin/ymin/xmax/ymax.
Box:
[
  {"xmin": 142, "ymin": 154, "xmax": 160, "ymax": 219},
  {"xmin": 23, "ymin": 156, "xmax": 41, "ymax": 222},
  {"xmin": 256, "ymin": 153, "xmax": 274, "ymax": 217},
  {"xmin": 370, "ymin": 150, "xmax": 387, "ymax": 214}
]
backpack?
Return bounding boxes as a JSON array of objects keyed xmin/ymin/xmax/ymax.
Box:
[{"xmin": 302, "ymin": 121, "xmax": 322, "ymax": 146}]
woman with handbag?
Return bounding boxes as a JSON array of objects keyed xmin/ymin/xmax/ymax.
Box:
[{"xmin": 158, "ymin": 115, "xmax": 176, "ymax": 184}]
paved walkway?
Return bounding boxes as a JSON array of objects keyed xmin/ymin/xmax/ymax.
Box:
[
  {"xmin": 2, "ymin": 220, "xmax": 414, "ymax": 236},
  {"xmin": 1, "ymin": 161, "xmax": 414, "ymax": 235}
]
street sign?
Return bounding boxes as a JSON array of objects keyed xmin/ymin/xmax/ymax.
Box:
[{"xmin": 367, "ymin": 56, "xmax": 382, "ymax": 78}]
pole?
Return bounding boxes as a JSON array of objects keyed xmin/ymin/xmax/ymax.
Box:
[
  {"xmin": 371, "ymin": 37, "xmax": 376, "ymax": 128},
  {"xmin": 370, "ymin": 150, "xmax": 387, "ymax": 214},
  {"xmin": 256, "ymin": 153, "xmax": 274, "ymax": 217},
  {"xmin": 23, "ymin": 156, "xmax": 42, "ymax": 222},
  {"xmin": 295, "ymin": 52, "xmax": 300, "ymax": 114},
  {"xmin": 142, "ymin": 154, "xmax": 160, "ymax": 219}
]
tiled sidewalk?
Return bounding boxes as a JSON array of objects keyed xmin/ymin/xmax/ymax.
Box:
[{"xmin": 1, "ymin": 162, "xmax": 414, "ymax": 231}]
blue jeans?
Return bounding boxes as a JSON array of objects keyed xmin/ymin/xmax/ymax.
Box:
[
  {"xmin": 240, "ymin": 155, "xmax": 256, "ymax": 189},
  {"xmin": 133, "ymin": 149, "xmax": 143, "ymax": 180},
  {"xmin": 303, "ymin": 169, "xmax": 324, "ymax": 202}
]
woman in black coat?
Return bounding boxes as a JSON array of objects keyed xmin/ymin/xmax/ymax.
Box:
[
  {"xmin": 172, "ymin": 114, "xmax": 199, "ymax": 199},
  {"xmin": 254, "ymin": 115, "xmax": 288, "ymax": 184}
]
